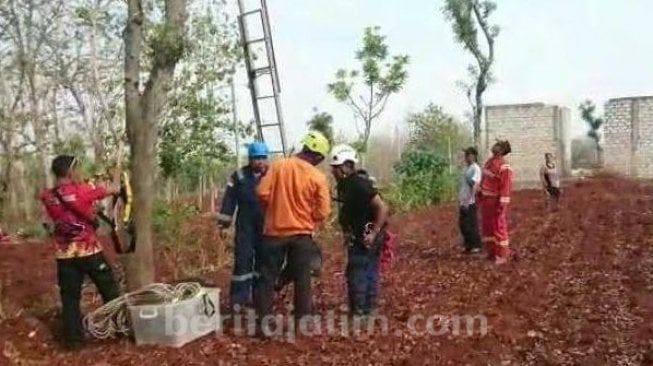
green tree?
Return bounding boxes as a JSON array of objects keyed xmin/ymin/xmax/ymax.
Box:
[
  {"xmin": 443, "ymin": 0, "xmax": 499, "ymax": 146},
  {"xmin": 407, "ymin": 104, "xmax": 471, "ymax": 159},
  {"xmin": 159, "ymin": 0, "xmax": 243, "ymax": 186},
  {"xmin": 579, "ymin": 100, "xmax": 604, "ymax": 164},
  {"xmin": 306, "ymin": 109, "xmax": 335, "ymax": 145},
  {"xmin": 388, "ymin": 149, "xmax": 456, "ymax": 211},
  {"xmin": 327, "ymin": 26, "xmax": 409, "ymax": 153}
]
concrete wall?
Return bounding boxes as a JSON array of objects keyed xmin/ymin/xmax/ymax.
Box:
[
  {"xmin": 483, "ymin": 103, "xmax": 571, "ymax": 188},
  {"xmin": 604, "ymin": 96, "xmax": 653, "ymax": 178}
]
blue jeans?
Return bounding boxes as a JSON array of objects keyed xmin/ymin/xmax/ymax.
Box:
[{"xmin": 346, "ymin": 237, "xmax": 382, "ymax": 315}]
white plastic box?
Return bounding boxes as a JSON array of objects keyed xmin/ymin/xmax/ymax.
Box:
[{"xmin": 128, "ymin": 287, "xmax": 221, "ymax": 347}]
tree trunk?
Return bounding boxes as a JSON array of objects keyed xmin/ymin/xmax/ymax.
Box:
[
  {"xmin": 18, "ymin": 161, "xmax": 31, "ymax": 221},
  {"xmin": 123, "ymin": 0, "xmax": 187, "ymax": 290},
  {"xmin": 197, "ymin": 175, "xmax": 204, "ymax": 210},
  {"xmin": 209, "ymin": 175, "xmax": 215, "ymax": 214},
  {"xmin": 474, "ymin": 90, "xmax": 483, "ymax": 148},
  {"xmin": 27, "ymin": 70, "xmax": 51, "ymax": 189}
]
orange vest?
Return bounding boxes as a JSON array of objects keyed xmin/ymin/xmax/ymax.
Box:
[{"xmin": 480, "ymin": 156, "xmax": 513, "ymax": 204}]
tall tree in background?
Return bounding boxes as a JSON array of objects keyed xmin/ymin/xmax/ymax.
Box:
[
  {"xmin": 328, "ymin": 26, "xmax": 409, "ymax": 154},
  {"xmin": 406, "ymin": 103, "xmax": 471, "ymax": 171},
  {"xmin": 579, "ymin": 100, "xmax": 604, "ymax": 165},
  {"xmin": 407, "ymin": 104, "xmax": 471, "ymax": 154},
  {"xmin": 443, "ymin": 0, "xmax": 499, "ymax": 146},
  {"xmin": 159, "ymin": 0, "xmax": 242, "ymax": 199},
  {"xmin": 306, "ymin": 108, "xmax": 335, "ymax": 145},
  {"xmin": 123, "ymin": 0, "xmax": 188, "ymax": 289}
]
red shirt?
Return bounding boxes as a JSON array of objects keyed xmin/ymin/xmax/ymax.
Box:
[
  {"xmin": 480, "ymin": 155, "xmax": 513, "ymax": 204},
  {"xmin": 40, "ymin": 182, "xmax": 109, "ymax": 258}
]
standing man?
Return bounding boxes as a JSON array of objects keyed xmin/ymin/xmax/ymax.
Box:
[
  {"xmin": 40, "ymin": 155, "xmax": 121, "ymax": 350},
  {"xmin": 540, "ymin": 152, "xmax": 561, "ymax": 211},
  {"xmin": 459, "ymin": 147, "xmax": 482, "ymax": 254},
  {"xmin": 479, "ymin": 140, "xmax": 513, "ymax": 265},
  {"xmin": 329, "ymin": 144, "xmax": 389, "ymax": 317},
  {"xmin": 254, "ymin": 131, "xmax": 331, "ymax": 332},
  {"xmin": 218, "ymin": 141, "xmax": 269, "ymax": 311}
]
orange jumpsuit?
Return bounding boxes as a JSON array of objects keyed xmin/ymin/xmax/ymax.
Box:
[{"xmin": 478, "ymin": 155, "xmax": 513, "ymax": 259}]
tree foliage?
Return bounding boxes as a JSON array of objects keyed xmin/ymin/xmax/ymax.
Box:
[
  {"xmin": 306, "ymin": 109, "xmax": 335, "ymax": 145},
  {"xmin": 579, "ymin": 100, "xmax": 604, "ymax": 163},
  {"xmin": 159, "ymin": 0, "xmax": 243, "ymax": 184},
  {"xmin": 387, "ymin": 149, "xmax": 456, "ymax": 211},
  {"xmin": 443, "ymin": 0, "xmax": 499, "ymax": 145},
  {"xmin": 406, "ymin": 103, "xmax": 471, "ymax": 155},
  {"xmin": 327, "ymin": 26, "xmax": 409, "ymax": 153}
]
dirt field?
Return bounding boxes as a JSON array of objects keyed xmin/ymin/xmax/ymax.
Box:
[{"xmin": 1, "ymin": 175, "xmax": 652, "ymax": 365}]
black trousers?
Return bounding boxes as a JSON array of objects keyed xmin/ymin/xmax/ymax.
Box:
[
  {"xmin": 56, "ymin": 253, "xmax": 119, "ymax": 344},
  {"xmin": 254, "ymin": 235, "xmax": 315, "ymax": 322},
  {"xmin": 459, "ymin": 204, "xmax": 481, "ymax": 251}
]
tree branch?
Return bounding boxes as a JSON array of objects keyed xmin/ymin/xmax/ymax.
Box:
[
  {"xmin": 472, "ymin": 2, "xmax": 495, "ymax": 68},
  {"xmin": 370, "ymin": 93, "xmax": 390, "ymax": 121}
]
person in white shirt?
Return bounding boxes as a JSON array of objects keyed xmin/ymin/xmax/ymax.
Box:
[{"xmin": 459, "ymin": 147, "xmax": 482, "ymax": 254}]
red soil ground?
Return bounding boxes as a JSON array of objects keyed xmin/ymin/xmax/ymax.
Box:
[{"xmin": 1, "ymin": 175, "xmax": 653, "ymax": 365}]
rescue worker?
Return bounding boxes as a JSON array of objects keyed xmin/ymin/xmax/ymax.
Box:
[
  {"xmin": 540, "ymin": 152, "xmax": 561, "ymax": 211},
  {"xmin": 329, "ymin": 144, "xmax": 389, "ymax": 316},
  {"xmin": 218, "ymin": 141, "xmax": 269, "ymax": 310},
  {"xmin": 39, "ymin": 155, "xmax": 121, "ymax": 350},
  {"xmin": 254, "ymin": 131, "xmax": 331, "ymax": 333},
  {"xmin": 458, "ymin": 147, "xmax": 482, "ymax": 254},
  {"xmin": 479, "ymin": 140, "xmax": 513, "ymax": 265}
]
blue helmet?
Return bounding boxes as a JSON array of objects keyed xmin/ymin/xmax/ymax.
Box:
[{"xmin": 248, "ymin": 141, "xmax": 269, "ymax": 158}]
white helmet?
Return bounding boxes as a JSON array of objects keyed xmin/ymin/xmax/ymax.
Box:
[{"xmin": 329, "ymin": 144, "xmax": 359, "ymax": 166}]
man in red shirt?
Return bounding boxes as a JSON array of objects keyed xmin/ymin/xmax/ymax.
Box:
[
  {"xmin": 40, "ymin": 155, "xmax": 121, "ymax": 350},
  {"xmin": 479, "ymin": 140, "xmax": 513, "ymax": 265}
]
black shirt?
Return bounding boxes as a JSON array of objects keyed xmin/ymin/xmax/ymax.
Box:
[{"xmin": 337, "ymin": 173, "xmax": 378, "ymax": 240}]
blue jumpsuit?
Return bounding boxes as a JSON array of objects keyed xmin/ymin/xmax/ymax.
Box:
[{"xmin": 218, "ymin": 166, "xmax": 264, "ymax": 308}]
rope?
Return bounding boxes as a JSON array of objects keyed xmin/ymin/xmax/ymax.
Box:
[{"xmin": 83, "ymin": 282, "xmax": 204, "ymax": 339}]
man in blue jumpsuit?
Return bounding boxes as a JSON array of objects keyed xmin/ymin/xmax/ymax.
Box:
[{"xmin": 218, "ymin": 142, "xmax": 269, "ymax": 310}]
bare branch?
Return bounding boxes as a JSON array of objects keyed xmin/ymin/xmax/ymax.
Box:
[{"xmin": 370, "ymin": 93, "xmax": 390, "ymax": 121}]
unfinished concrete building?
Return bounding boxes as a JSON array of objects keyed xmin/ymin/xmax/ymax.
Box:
[
  {"xmin": 483, "ymin": 103, "xmax": 572, "ymax": 188},
  {"xmin": 603, "ymin": 96, "xmax": 653, "ymax": 178}
]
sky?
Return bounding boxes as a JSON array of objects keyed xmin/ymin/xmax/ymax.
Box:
[{"xmin": 228, "ymin": 0, "xmax": 653, "ymax": 153}]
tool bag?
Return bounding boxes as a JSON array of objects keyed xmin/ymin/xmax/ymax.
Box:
[{"xmin": 379, "ymin": 229, "xmax": 398, "ymax": 273}]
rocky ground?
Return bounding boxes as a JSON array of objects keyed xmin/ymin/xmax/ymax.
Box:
[{"xmin": 1, "ymin": 175, "xmax": 652, "ymax": 365}]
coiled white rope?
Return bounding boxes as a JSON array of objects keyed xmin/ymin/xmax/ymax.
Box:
[{"xmin": 84, "ymin": 282, "xmax": 204, "ymax": 339}]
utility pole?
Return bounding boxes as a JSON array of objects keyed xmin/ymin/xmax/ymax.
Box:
[{"xmin": 230, "ymin": 76, "xmax": 239, "ymax": 167}]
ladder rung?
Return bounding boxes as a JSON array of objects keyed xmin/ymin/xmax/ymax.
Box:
[
  {"xmin": 261, "ymin": 123, "xmax": 280, "ymax": 128},
  {"xmin": 240, "ymin": 9, "xmax": 262, "ymax": 18},
  {"xmin": 246, "ymin": 37, "xmax": 266, "ymax": 45},
  {"xmin": 256, "ymin": 95, "xmax": 275, "ymax": 100},
  {"xmin": 252, "ymin": 67, "xmax": 271, "ymax": 75}
]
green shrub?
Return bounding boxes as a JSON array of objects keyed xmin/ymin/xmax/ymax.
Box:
[
  {"xmin": 386, "ymin": 149, "xmax": 458, "ymax": 212},
  {"xmin": 152, "ymin": 200, "xmax": 199, "ymax": 245}
]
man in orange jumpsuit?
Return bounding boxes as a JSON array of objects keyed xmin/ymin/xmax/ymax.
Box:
[{"xmin": 479, "ymin": 140, "xmax": 513, "ymax": 265}]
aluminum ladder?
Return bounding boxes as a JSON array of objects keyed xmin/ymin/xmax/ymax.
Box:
[{"xmin": 237, "ymin": 0, "xmax": 288, "ymax": 156}]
